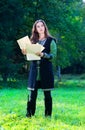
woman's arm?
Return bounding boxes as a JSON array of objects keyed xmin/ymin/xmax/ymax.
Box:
[
  {"xmin": 35, "ymin": 40, "xmax": 57, "ymax": 59},
  {"xmin": 43, "ymin": 40, "xmax": 57, "ymax": 60}
]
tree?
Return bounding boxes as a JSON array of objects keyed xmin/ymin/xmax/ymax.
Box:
[
  {"xmin": 0, "ymin": 0, "xmax": 25, "ymax": 81},
  {"xmin": 0, "ymin": 0, "xmax": 85, "ymax": 82}
]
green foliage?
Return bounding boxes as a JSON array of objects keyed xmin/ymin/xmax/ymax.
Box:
[
  {"xmin": 56, "ymin": 1, "xmax": 85, "ymax": 70},
  {"xmin": 0, "ymin": 0, "xmax": 85, "ymax": 81},
  {"xmin": 0, "ymin": 0, "xmax": 25, "ymax": 81},
  {"xmin": 55, "ymin": 74, "xmax": 85, "ymax": 88}
]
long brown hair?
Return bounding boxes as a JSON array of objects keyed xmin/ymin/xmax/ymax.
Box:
[{"xmin": 30, "ymin": 19, "xmax": 51, "ymax": 44}]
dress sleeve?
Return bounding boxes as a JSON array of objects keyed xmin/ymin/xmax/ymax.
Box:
[{"xmin": 43, "ymin": 40, "xmax": 57, "ymax": 60}]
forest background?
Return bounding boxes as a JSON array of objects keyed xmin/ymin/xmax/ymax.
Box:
[
  {"xmin": 0, "ymin": 1, "xmax": 85, "ymax": 130},
  {"xmin": 0, "ymin": 0, "xmax": 85, "ymax": 82}
]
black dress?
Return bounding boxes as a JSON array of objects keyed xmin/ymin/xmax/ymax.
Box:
[{"xmin": 28, "ymin": 37, "xmax": 55, "ymax": 91}]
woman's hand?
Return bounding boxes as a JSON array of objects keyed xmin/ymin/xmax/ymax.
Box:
[
  {"xmin": 35, "ymin": 52, "xmax": 44, "ymax": 57},
  {"xmin": 21, "ymin": 49, "xmax": 27, "ymax": 55}
]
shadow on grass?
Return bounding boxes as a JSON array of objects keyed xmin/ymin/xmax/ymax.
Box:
[{"xmin": 0, "ymin": 80, "xmax": 27, "ymax": 89}]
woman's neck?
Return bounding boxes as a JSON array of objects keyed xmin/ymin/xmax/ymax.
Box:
[{"xmin": 39, "ymin": 34, "xmax": 46, "ymax": 40}]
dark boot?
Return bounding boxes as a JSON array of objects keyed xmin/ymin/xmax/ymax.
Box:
[
  {"xmin": 26, "ymin": 89, "xmax": 38, "ymax": 117},
  {"xmin": 26, "ymin": 100, "xmax": 36, "ymax": 117},
  {"xmin": 26, "ymin": 101, "xmax": 32, "ymax": 117},
  {"xmin": 45, "ymin": 98, "xmax": 52, "ymax": 117},
  {"xmin": 31, "ymin": 100, "xmax": 36, "ymax": 116}
]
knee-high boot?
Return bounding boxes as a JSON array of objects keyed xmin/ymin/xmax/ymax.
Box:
[
  {"xmin": 26, "ymin": 88, "xmax": 38, "ymax": 117},
  {"xmin": 26, "ymin": 100, "xmax": 36, "ymax": 117},
  {"xmin": 45, "ymin": 98, "xmax": 52, "ymax": 117},
  {"xmin": 26, "ymin": 101, "xmax": 31, "ymax": 117}
]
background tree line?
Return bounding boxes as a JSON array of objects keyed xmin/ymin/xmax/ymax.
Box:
[{"xmin": 0, "ymin": 0, "xmax": 85, "ymax": 81}]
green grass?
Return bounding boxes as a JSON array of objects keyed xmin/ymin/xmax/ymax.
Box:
[{"xmin": 0, "ymin": 78, "xmax": 85, "ymax": 130}]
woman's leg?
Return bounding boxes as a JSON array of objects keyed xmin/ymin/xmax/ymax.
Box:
[
  {"xmin": 26, "ymin": 89, "xmax": 38, "ymax": 117},
  {"xmin": 44, "ymin": 91, "xmax": 52, "ymax": 117}
]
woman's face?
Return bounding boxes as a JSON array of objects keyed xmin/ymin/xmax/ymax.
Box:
[{"xmin": 36, "ymin": 22, "xmax": 45, "ymax": 34}]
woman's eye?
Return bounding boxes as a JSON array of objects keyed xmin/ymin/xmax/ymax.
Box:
[{"xmin": 37, "ymin": 26, "xmax": 40, "ymax": 28}]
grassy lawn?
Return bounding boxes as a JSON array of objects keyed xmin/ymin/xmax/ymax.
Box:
[{"xmin": 0, "ymin": 77, "xmax": 85, "ymax": 130}]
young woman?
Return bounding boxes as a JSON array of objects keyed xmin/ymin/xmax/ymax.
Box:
[{"xmin": 22, "ymin": 19, "xmax": 57, "ymax": 117}]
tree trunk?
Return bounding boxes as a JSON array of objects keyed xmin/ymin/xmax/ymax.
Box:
[{"xmin": 57, "ymin": 66, "xmax": 61, "ymax": 81}]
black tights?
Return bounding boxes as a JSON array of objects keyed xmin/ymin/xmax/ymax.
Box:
[{"xmin": 26, "ymin": 88, "xmax": 52, "ymax": 117}]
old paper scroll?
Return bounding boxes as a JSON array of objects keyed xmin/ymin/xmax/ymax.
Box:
[{"xmin": 17, "ymin": 36, "xmax": 45, "ymax": 60}]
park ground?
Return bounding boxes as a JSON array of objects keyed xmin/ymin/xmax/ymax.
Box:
[{"xmin": 0, "ymin": 74, "xmax": 85, "ymax": 130}]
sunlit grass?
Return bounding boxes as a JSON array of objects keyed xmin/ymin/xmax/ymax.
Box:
[
  {"xmin": 0, "ymin": 74, "xmax": 85, "ymax": 130},
  {"xmin": 0, "ymin": 80, "xmax": 85, "ymax": 130}
]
